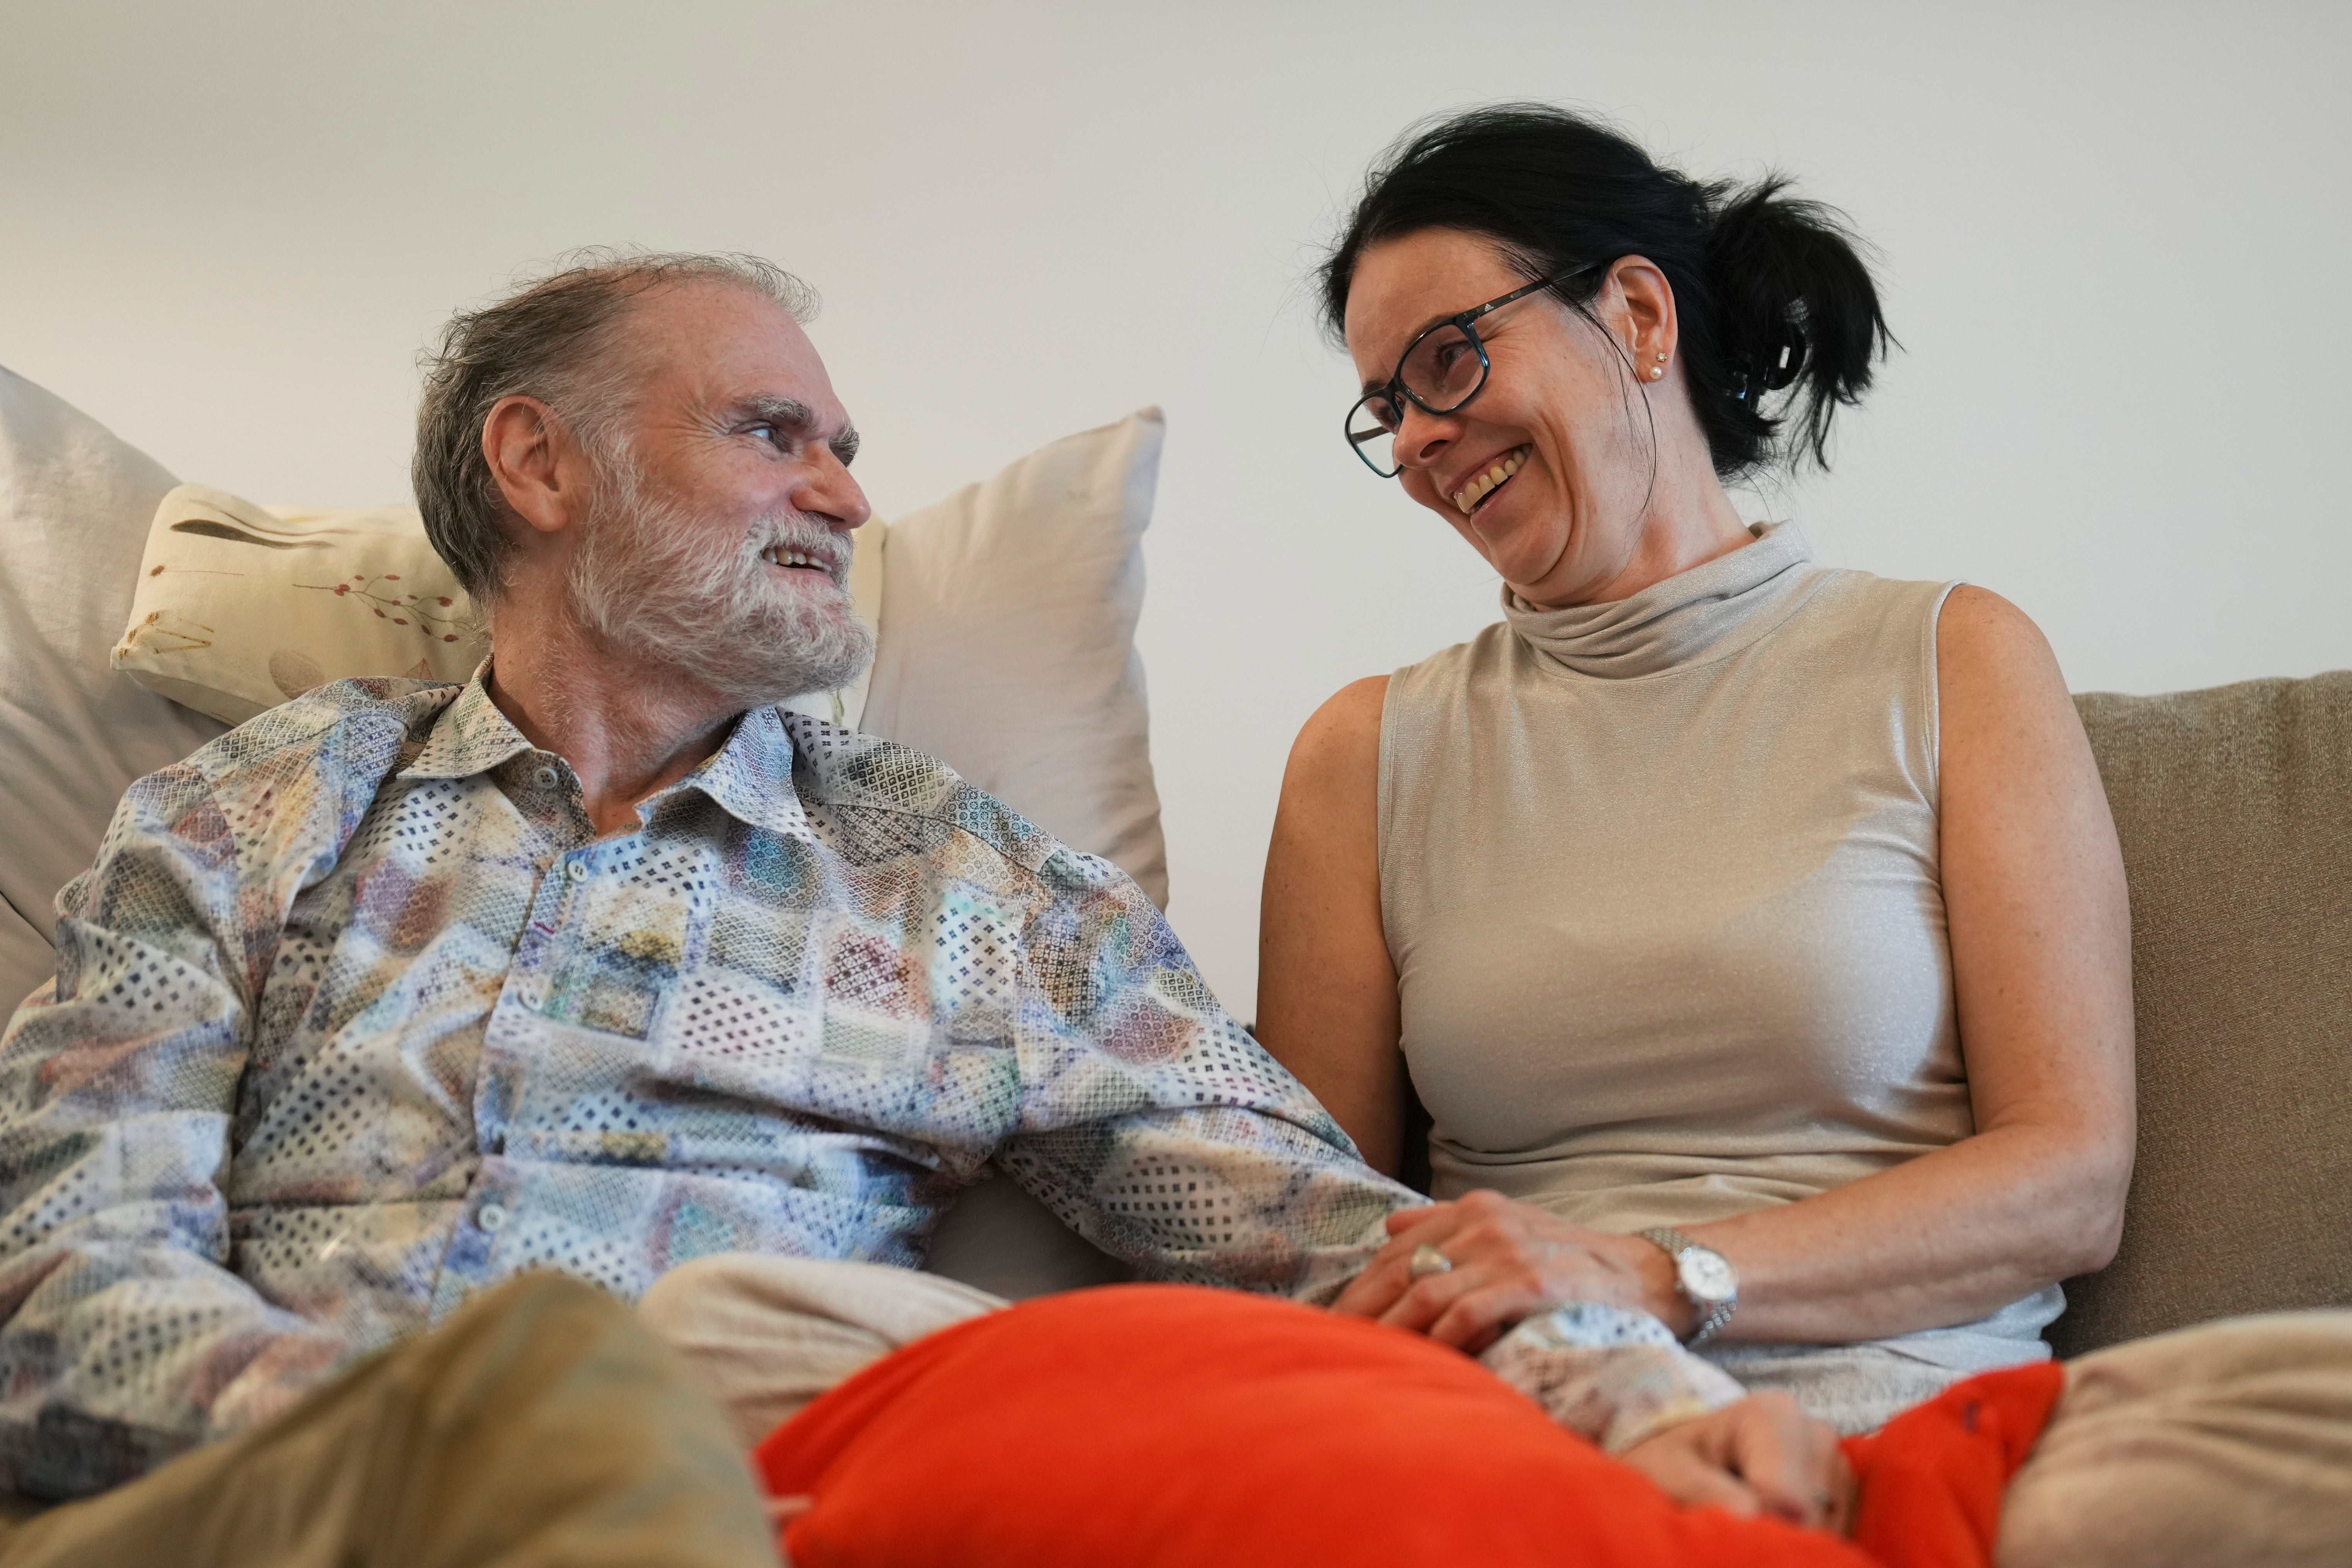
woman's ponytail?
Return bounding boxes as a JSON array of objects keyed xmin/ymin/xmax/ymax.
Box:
[
  {"xmin": 1697, "ymin": 178, "xmax": 1893, "ymax": 472},
  {"xmin": 1323, "ymin": 104, "xmax": 1895, "ymax": 480}
]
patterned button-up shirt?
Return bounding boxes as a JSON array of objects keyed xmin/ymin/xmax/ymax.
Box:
[{"xmin": 0, "ymin": 676, "xmax": 1738, "ymax": 1500}]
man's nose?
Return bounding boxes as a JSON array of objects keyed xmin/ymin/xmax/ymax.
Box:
[{"xmin": 804, "ymin": 449, "xmax": 872, "ymax": 531}]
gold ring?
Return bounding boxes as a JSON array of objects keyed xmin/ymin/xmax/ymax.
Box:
[{"xmin": 1408, "ymin": 1244, "xmax": 1454, "ymax": 1280}]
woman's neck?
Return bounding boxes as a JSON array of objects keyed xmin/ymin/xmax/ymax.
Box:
[{"xmin": 1515, "ymin": 463, "xmax": 1757, "ymax": 611}]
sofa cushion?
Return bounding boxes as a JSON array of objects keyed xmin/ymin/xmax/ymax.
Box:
[
  {"xmin": 2054, "ymin": 673, "xmax": 2352, "ymax": 1357},
  {"xmin": 0, "ymin": 367, "xmax": 227, "ymax": 1013}
]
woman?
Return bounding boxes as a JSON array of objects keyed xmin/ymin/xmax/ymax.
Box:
[{"xmin": 1257, "ymin": 104, "xmax": 2137, "ymax": 1434}]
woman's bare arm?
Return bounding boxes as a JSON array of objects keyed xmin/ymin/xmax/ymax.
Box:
[
  {"xmin": 1332, "ymin": 589, "xmax": 2139, "ymax": 1349},
  {"xmin": 1255, "ymin": 676, "xmax": 1408, "ymax": 1175},
  {"xmin": 1666, "ymin": 585, "xmax": 2136, "ymax": 1339}
]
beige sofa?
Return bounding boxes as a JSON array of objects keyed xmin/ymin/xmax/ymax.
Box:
[{"xmin": 2050, "ymin": 674, "xmax": 2352, "ymax": 1356}]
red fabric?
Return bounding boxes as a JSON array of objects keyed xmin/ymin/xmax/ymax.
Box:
[
  {"xmin": 1842, "ymin": 1360, "xmax": 2066, "ymax": 1568},
  {"xmin": 755, "ymin": 1285, "xmax": 2058, "ymax": 1568}
]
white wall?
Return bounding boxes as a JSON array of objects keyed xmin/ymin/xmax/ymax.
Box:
[{"xmin": 5, "ymin": 1, "xmax": 2347, "ymax": 1013}]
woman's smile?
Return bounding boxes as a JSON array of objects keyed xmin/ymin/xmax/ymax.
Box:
[{"xmin": 1450, "ymin": 443, "xmax": 1534, "ymax": 516}]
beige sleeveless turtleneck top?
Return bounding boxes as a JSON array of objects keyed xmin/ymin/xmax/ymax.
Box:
[{"xmin": 1379, "ymin": 524, "xmax": 2060, "ymax": 1372}]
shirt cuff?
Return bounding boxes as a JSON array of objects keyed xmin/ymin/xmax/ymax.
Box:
[{"xmin": 1479, "ymin": 1302, "xmax": 1748, "ymax": 1454}]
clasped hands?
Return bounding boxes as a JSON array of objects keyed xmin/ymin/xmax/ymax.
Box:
[
  {"xmin": 1330, "ymin": 1190, "xmax": 1853, "ymax": 1534},
  {"xmin": 1330, "ymin": 1189, "xmax": 1691, "ymax": 1351}
]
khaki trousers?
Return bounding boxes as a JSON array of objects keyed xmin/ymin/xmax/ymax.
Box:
[
  {"xmin": 638, "ymin": 1253, "xmax": 1006, "ymax": 1449},
  {"xmin": 0, "ymin": 1273, "xmax": 778, "ymax": 1568},
  {"xmin": 1998, "ymin": 1310, "xmax": 2352, "ymax": 1568}
]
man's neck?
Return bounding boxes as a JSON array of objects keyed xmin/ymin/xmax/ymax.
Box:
[{"xmin": 483, "ymin": 608, "xmax": 744, "ymax": 838}]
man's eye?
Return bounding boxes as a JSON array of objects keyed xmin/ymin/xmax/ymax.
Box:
[{"xmin": 748, "ymin": 424, "xmax": 785, "ymax": 448}]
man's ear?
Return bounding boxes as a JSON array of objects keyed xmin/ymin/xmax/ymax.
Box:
[{"xmin": 482, "ymin": 394, "xmax": 585, "ymax": 537}]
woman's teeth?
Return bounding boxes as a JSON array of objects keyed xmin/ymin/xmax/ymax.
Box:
[
  {"xmin": 1453, "ymin": 445, "xmax": 1531, "ymax": 515},
  {"xmin": 762, "ymin": 547, "xmax": 822, "ymax": 569}
]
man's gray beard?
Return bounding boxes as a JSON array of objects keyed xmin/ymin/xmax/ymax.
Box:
[{"xmin": 564, "ymin": 457, "xmax": 874, "ymax": 711}]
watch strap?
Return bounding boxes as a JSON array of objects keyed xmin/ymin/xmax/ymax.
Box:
[{"xmin": 1637, "ymin": 1227, "xmax": 1737, "ymax": 1348}]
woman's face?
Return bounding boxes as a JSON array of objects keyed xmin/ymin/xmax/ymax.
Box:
[{"xmin": 1344, "ymin": 228, "xmax": 1660, "ymax": 607}]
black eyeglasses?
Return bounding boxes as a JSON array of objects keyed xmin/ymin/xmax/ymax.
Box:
[{"xmin": 1344, "ymin": 262, "xmax": 1603, "ymax": 478}]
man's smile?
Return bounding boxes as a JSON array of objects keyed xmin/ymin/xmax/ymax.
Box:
[{"xmin": 759, "ymin": 545, "xmax": 832, "ymax": 572}]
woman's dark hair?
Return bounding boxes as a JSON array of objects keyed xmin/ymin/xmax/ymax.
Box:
[{"xmin": 1319, "ymin": 104, "xmax": 1892, "ymax": 478}]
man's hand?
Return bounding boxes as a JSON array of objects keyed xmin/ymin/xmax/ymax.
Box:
[
  {"xmin": 1622, "ymin": 1394, "xmax": 1855, "ymax": 1534},
  {"xmin": 1331, "ymin": 1190, "xmax": 1690, "ymax": 1351}
]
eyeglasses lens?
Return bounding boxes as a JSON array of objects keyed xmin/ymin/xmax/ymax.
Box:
[
  {"xmin": 1401, "ymin": 324, "xmax": 1484, "ymax": 412},
  {"xmin": 1345, "ymin": 324, "xmax": 1486, "ymax": 477},
  {"xmin": 1347, "ymin": 394, "xmax": 1403, "ymax": 476}
]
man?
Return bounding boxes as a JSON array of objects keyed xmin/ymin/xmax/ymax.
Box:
[{"xmin": 0, "ymin": 252, "xmax": 1854, "ymax": 1561}]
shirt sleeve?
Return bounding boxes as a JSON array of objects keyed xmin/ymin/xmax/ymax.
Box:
[
  {"xmin": 0, "ymin": 760, "xmax": 349, "ymax": 1500},
  {"xmin": 992, "ymin": 848, "xmax": 1746, "ymax": 1449},
  {"xmin": 991, "ymin": 846, "xmax": 1412, "ymax": 1304}
]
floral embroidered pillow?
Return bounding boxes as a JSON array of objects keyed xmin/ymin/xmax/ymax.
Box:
[{"xmin": 111, "ymin": 484, "xmax": 488, "ymax": 724}]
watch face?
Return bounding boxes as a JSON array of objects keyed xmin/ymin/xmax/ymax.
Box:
[{"xmin": 1677, "ymin": 1247, "xmax": 1736, "ymax": 1305}]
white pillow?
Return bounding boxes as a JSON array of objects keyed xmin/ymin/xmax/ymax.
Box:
[
  {"xmin": 861, "ymin": 409, "xmax": 1168, "ymax": 907},
  {"xmin": 0, "ymin": 367, "xmax": 226, "ymax": 1011}
]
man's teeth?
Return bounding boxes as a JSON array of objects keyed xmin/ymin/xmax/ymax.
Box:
[
  {"xmin": 1453, "ymin": 446, "xmax": 1532, "ymax": 514},
  {"xmin": 761, "ymin": 547, "xmax": 822, "ymax": 568}
]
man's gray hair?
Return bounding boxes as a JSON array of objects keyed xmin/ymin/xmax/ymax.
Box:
[{"xmin": 413, "ymin": 249, "xmax": 819, "ymax": 602}]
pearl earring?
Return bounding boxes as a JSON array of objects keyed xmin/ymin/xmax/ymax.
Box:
[{"xmin": 1648, "ymin": 365, "xmax": 1665, "ymax": 380}]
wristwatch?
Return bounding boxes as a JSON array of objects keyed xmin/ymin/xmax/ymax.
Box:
[{"xmin": 1637, "ymin": 1228, "xmax": 1738, "ymax": 1348}]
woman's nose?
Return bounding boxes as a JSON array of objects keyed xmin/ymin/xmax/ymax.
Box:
[{"xmin": 1394, "ymin": 405, "xmax": 1454, "ymax": 471}]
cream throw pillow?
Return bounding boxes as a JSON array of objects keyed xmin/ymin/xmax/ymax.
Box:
[{"xmin": 113, "ymin": 486, "xmax": 490, "ymax": 723}]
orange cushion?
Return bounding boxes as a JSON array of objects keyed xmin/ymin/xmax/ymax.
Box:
[
  {"xmin": 1844, "ymin": 1359, "xmax": 2066, "ymax": 1568},
  {"xmin": 755, "ymin": 1284, "xmax": 2057, "ymax": 1568}
]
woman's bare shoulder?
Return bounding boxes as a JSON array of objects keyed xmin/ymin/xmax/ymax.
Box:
[
  {"xmin": 1935, "ymin": 585, "xmax": 2074, "ymax": 727},
  {"xmin": 1937, "ymin": 584, "xmax": 2055, "ymax": 665},
  {"xmin": 1282, "ymin": 676, "xmax": 1390, "ymax": 801}
]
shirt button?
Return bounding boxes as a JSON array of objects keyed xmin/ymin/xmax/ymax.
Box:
[
  {"xmin": 517, "ymin": 981, "xmax": 546, "ymax": 1008},
  {"xmin": 476, "ymin": 1203, "xmax": 509, "ymax": 1233},
  {"xmin": 532, "ymin": 766, "xmax": 559, "ymax": 789},
  {"xmin": 565, "ymin": 861, "xmax": 588, "ymax": 882}
]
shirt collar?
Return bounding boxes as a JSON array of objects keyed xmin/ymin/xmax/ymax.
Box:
[
  {"xmin": 396, "ymin": 668, "xmax": 812, "ymax": 840},
  {"xmin": 681, "ymin": 704, "xmax": 812, "ymax": 839},
  {"xmin": 398, "ymin": 669, "xmax": 534, "ymax": 780}
]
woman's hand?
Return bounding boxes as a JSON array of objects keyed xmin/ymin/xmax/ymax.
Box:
[
  {"xmin": 1330, "ymin": 1189, "xmax": 1690, "ymax": 1351},
  {"xmin": 1622, "ymin": 1394, "xmax": 1855, "ymax": 1533}
]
